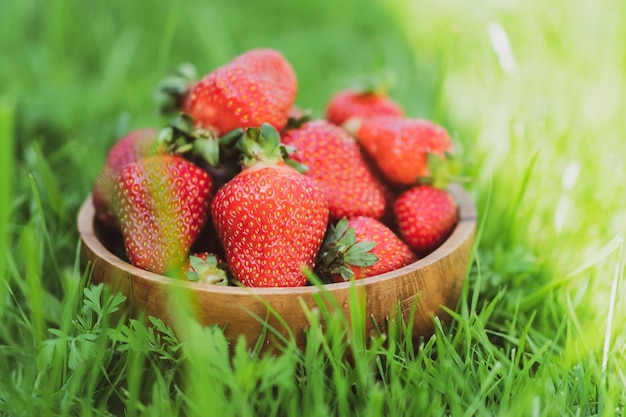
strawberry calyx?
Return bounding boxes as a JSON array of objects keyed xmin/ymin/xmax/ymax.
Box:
[
  {"xmin": 316, "ymin": 217, "xmax": 379, "ymax": 282},
  {"xmin": 237, "ymin": 124, "xmax": 284, "ymax": 168},
  {"xmin": 155, "ymin": 113, "xmax": 249, "ymax": 173},
  {"xmin": 280, "ymin": 142, "xmax": 309, "ymax": 174},
  {"xmin": 284, "ymin": 106, "xmax": 314, "ymax": 131},
  {"xmin": 237, "ymin": 123, "xmax": 308, "ymax": 173},
  {"xmin": 153, "ymin": 113, "xmax": 205, "ymax": 154},
  {"xmin": 155, "ymin": 62, "xmax": 198, "ymax": 116},
  {"xmin": 184, "ymin": 253, "xmax": 230, "ymax": 286},
  {"xmin": 417, "ymin": 149, "xmax": 473, "ymax": 190}
]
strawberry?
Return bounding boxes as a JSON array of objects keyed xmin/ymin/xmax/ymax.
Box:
[
  {"xmin": 394, "ymin": 185, "xmax": 458, "ymax": 256},
  {"xmin": 211, "ymin": 124, "xmax": 329, "ymax": 287},
  {"xmin": 317, "ymin": 216, "xmax": 417, "ymax": 282},
  {"xmin": 181, "ymin": 49, "xmax": 297, "ymax": 136},
  {"xmin": 345, "ymin": 115, "xmax": 453, "ymax": 187},
  {"xmin": 92, "ymin": 128, "xmax": 161, "ymax": 229},
  {"xmin": 92, "ymin": 115, "xmax": 224, "ymax": 230},
  {"xmin": 325, "ymin": 89, "xmax": 404, "ymax": 127},
  {"xmin": 281, "ymin": 119, "xmax": 391, "ymax": 222},
  {"xmin": 182, "ymin": 252, "xmax": 230, "ymax": 286},
  {"xmin": 115, "ymin": 155, "xmax": 213, "ymax": 276}
]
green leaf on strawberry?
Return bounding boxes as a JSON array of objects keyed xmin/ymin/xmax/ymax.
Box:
[
  {"xmin": 317, "ymin": 217, "xmax": 379, "ymax": 282},
  {"xmin": 184, "ymin": 253, "xmax": 230, "ymax": 286},
  {"xmin": 318, "ymin": 216, "xmax": 418, "ymax": 282},
  {"xmin": 155, "ymin": 62, "xmax": 198, "ymax": 116}
]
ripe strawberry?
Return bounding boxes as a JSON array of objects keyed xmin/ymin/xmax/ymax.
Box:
[
  {"xmin": 181, "ymin": 49, "xmax": 297, "ymax": 136},
  {"xmin": 92, "ymin": 115, "xmax": 223, "ymax": 230},
  {"xmin": 394, "ymin": 185, "xmax": 458, "ymax": 256},
  {"xmin": 211, "ymin": 124, "xmax": 329, "ymax": 287},
  {"xmin": 317, "ymin": 216, "xmax": 417, "ymax": 282},
  {"xmin": 92, "ymin": 128, "xmax": 161, "ymax": 229},
  {"xmin": 281, "ymin": 119, "xmax": 391, "ymax": 221},
  {"xmin": 325, "ymin": 89, "xmax": 404, "ymax": 127},
  {"xmin": 182, "ymin": 252, "xmax": 230, "ymax": 286},
  {"xmin": 115, "ymin": 155, "xmax": 213, "ymax": 276},
  {"xmin": 345, "ymin": 115, "xmax": 453, "ymax": 187}
]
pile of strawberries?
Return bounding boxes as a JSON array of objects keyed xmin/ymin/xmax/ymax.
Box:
[{"xmin": 92, "ymin": 48, "xmax": 462, "ymax": 288}]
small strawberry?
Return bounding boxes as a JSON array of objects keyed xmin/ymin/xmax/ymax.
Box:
[
  {"xmin": 394, "ymin": 185, "xmax": 458, "ymax": 256},
  {"xmin": 345, "ymin": 115, "xmax": 453, "ymax": 187},
  {"xmin": 281, "ymin": 119, "xmax": 391, "ymax": 221},
  {"xmin": 211, "ymin": 124, "xmax": 329, "ymax": 287},
  {"xmin": 325, "ymin": 89, "xmax": 403, "ymax": 127},
  {"xmin": 181, "ymin": 49, "xmax": 298, "ymax": 135},
  {"xmin": 92, "ymin": 128, "xmax": 161, "ymax": 229},
  {"xmin": 182, "ymin": 252, "xmax": 230, "ymax": 286},
  {"xmin": 115, "ymin": 155, "xmax": 213, "ymax": 276},
  {"xmin": 317, "ymin": 216, "xmax": 417, "ymax": 282}
]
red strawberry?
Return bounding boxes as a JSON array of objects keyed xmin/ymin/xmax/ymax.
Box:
[
  {"xmin": 282, "ymin": 119, "xmax": 391, "ymax": 221},
  {"xmin": 182, "ymin": 252, "xmax": 230, "ymax": 285},
  {"xmin": 345, "ymin": 115, "xmax": 453, "ymax": 187},
  {"xmin": 181, "ymin": 49, "xmax": 297, "ymax": 135},
  {"xmin": 394, "ymin": 185, "xmax": 458, "ymax": 256},
  {"xmin": 115, "ymin": 155, "xmax": 213, "ymax": 276},
  {"xmin": 325, "ymin": 89, "xmax": 404, "ymax": 127},
  {"xmin": 318, "ymin": 216, "xmax": 417, "ymax": 282},
  {"xmin": 211, "ymin": 124, "xmax": 329, "ymax": 287},
  {"xmin": 92, "ymin": 128, "xmax": 161, "ymax": 229}
]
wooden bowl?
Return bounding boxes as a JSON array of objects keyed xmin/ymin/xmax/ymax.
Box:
[{"xmin": 78, "ymin": 184, "xmax": 476, "ymax": 351}]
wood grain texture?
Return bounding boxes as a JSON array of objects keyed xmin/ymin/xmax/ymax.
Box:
[{"xmin": 78, "ymin": 184, "xmax": 476, "ymax": 352}]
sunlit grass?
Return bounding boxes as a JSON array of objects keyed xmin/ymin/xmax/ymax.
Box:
[
  {"xmin": 385, "ymin": 0, "xmax": 626, "ymax": 408},
  {"xmin": 1, "ymin": 0, "xmax": 625, "ymax": 415}
]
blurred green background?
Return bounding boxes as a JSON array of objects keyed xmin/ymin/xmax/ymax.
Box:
[
  {"xmin": 2, "ymin": 0, "xmax": 434, "ymax": 211},
  {"xmin": 1, "ymin": 0, "xmax": 625, "ymax": 415}
]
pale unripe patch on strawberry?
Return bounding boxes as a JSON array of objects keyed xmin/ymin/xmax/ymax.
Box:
[
  {"xmin": 92, "ymin": 127, "xmax": 161, "ymax": 229},
  {"xmin": 116, "ymin": 155, "xmax": 212, "ymax": 277}
]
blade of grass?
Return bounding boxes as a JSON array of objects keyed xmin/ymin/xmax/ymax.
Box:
[
  {"xmin": 567, "ymin": 235, "xmax": 624, "ymax": 278},
  {"xmin": 601, "ymin": 236, "xmax": 623, "ymax": 379},
  {"xmin": 0, "ymin": 100, "xmax": 14, "ymax": 320}
]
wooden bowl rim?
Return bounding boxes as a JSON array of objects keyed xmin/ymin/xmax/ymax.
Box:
[{"xmin": 78, "ymin": 184, "xmax": 476, "ymax": 296}]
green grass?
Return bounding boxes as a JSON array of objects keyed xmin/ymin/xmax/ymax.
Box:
[{"xmin": 1, "ymin": 0, "xmax": 625, "ymax": 415}]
